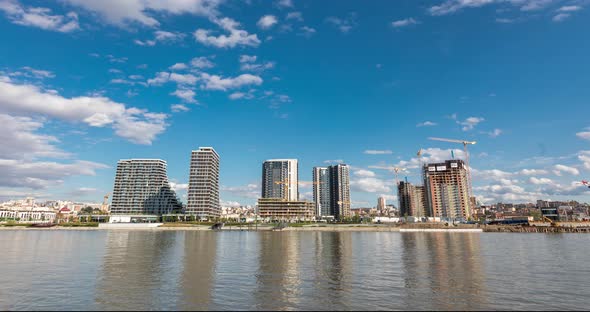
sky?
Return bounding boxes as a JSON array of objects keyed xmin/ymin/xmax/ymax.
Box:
[{"xmin": 1, "ymin": 0, "xmax": 590, "ymax": 208}]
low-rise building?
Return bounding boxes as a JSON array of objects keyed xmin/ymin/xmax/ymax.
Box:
[{"xmin": 257, "ymin": 198, "xmax": 315, "ymax": 222}]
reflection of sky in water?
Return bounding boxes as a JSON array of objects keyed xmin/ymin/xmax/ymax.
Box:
[{"xmin": 0, "ymin": 231, "xmax": 589, "ymax": 310}]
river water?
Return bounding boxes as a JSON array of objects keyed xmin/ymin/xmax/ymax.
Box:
[{"xmin": 0, "ymin": 230, "xmax": 588, "ymax": 311}]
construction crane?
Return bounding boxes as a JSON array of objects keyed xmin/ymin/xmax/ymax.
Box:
[
  {"xmin": 428, "ymin": 137, "xmax": 477, "ymax": 213},
  {"xmin": 274, "ymin": 178, "xmax": 291, "ymax": 201}
]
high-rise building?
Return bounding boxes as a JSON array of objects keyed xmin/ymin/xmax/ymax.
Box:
[
  {"xmin": 312, "ymin": 164, "xmax": 352, "ymax": 220},
  {"xmin": 186, "ymin": 147, "xmax": 220, "ymax": 218},
  {"xmin": 262, "ymin": 159, "xmax": 298, "ymax": 201},
  {"xmin": 398, "ymin": 181, "xmax": 428, "ymax": 217},
  {"xmin": 423, "ymin": 159, "xmax": 470, "ymax": 219},
  {"xmin": 111, "ymin": 159, "xmax": 182, "ymax": 215},
  {"xmin": 329, "ymin": 164, "xmax": 351, "ymax": 219},
  {"xmin": 377, "ymin": 197, "xmax": 387, "ymax": 211},
  {"xmin": 313, "ymin": 167, "xmax": 331, "ymax": 217}
]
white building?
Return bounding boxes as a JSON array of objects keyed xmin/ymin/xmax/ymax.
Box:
[
  {"xmin": 262, "ymin": 159, "xmax": 298, "ymax": 201},
  {"xmin": 186, "ymin": 147, "xmax": 221, "ymax": 219}
]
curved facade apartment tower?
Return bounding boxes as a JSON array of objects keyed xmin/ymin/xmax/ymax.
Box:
[
  {"xmin": 111, "ymin": 159, "xmax": 182, "ymax": 215},
  {"xmin": 186, "ymin": 147, "xmax": 220, "ymax": 218}
]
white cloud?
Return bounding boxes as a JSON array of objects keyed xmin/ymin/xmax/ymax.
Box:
[
  {"xmin": 428, "ymin": 0, "xmax": 558, "ymax": 16},
  {"xmin": 257, "ymin": 15, "xmax": 278, "ymax": 29},
  {"xmin": 0, "ymin": 76, "xmax": 168, "ymax": 145},
  {"xmin": 200, "ymin": 73, "xmax": 263, "ymax": 91},
  {"xmin": 63, "ymin": 0, "xmax": 221, "ymax": 27},
  {"xmin": 325, "ymin": 14, "xmax": 357, "ymax": 33},
  {"xmin": 240, "ymin": 55, "xmax": 257, "ymax": 63},
  {"xmin": 416, "ymin": 121, "xmax": 437, "ymax": 127},
  {"xmin": 194, "ymin": 17, "xmax": 261, "ymax": 49},
  {"xmin": 276, "ymin": 0, "xmax": 293, "ymax": 8},
  {"xmin": 458, "ymin": 116, "xmax": 484, "ymax": 131},
  {"xmin": 576, "ymin": 131, "xmax": 590, "ymax": 141},
  {"xmin": 240, "ymin": 61, "xmax": 275, "ymax": 72},
  {"xmin": 364, "ymin": 150, "xmax": 393, "ymax": 155},
  {"xmin": 529, "ymin": 177, "xmax": 553, "ymax": 185},
  {"xmin": 0, "ymin": 114, "xmax": 69, "ymax": 160},
  {"xmin": 171, "ymin": 104, "xmax": 189, "ymax": 113},
  {"xmin": 147, "ymin": 72, "xmax": 199, "ymax": 85},
  {"xmin": 0, "ymin": 1, "xmax": 80, "ymax": 32},
  {"xmin": 351, "ymin": 177, "xmax": 392, "ymax": 193},
  {"xmin": 520, "ymin": 169, "xmax": 549, "ymax": 175},
  {"xmin": 20, "ymin": 66, "xmax": 55, "ymax": 79},
  {"xmin": 354, "ymin": 169, "xmax": 376, "ymax": 177},
  {"xmin": 488, "ymin": 128, "xmax": 502, "ymax": 138},
  {"xmin": 578, "ymin": 151, "xmax": 590, "ymax": 170},
  {"xmin": 190, "ymin": 56, "xmax": 215, "ymax": 69},
  {"xmin": 169, "ymin": 182, "xmax": 188, "ymax": 192},
  {"xmin": 392, "ymin": 18, "xmax": 419, "ymax": 28},
  {"xmin": 299, "ymin": 26, "xmax": 316, "ymax": 37},
  {"xmin": 135, "ymin": 30, "xmax": 185, "ymax": 46},
  {"xmin": 171, "ymin": 88, "xmax": 197, "ymax": 103},
  {"xmin": 553, "ymin": 164, "xmax": 580, "ymax": 176},
  {"xmin": 324, "ymin": 159, "xmax": 344, "ymax": 164},
  {"xmin": 552, "ymin": 13, "xmax": 570, "ymax": 22},
  {"xmin": 286, "ymin": 11, "xmax": 303, "ymax": 21},
  {"xmin": 229, "ymin": 90, "xmax": 255, "ymax": 100},
  {"xmin": 221, "ymin": 183, "xmax": 259, "ymax": 199},
  {"xmin": 557, "ymin": 5, "xmax": 582, "ymax": 12},
  {"xmin": 169, "ymin": 63, "xmax": 188, "ymax": 71},
  {"xmin": 0, "ymin": 159, "xmax": 107, "ymax": 189}
]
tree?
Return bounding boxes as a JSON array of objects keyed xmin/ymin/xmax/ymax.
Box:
[{"xmin": 81, "ymin": 206, "xmax": 93, "ymax": 214}]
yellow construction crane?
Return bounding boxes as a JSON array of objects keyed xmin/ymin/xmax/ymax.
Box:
[
  {"xmin": 428, "ymin": 137, "xmax": 477, "ymax": 210},
  {"xmin": 274, "ymin": 178, "xmax": 291, "ymax": 201}
]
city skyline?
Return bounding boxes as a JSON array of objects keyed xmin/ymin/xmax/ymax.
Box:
[{"xmin": 1, "ymin": 0, "xmax": 590, "ymax": 207}]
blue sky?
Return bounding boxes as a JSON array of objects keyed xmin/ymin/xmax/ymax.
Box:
[{"xmin": 1, "ymin": 0, "xmax": 590, "ymax": 207}]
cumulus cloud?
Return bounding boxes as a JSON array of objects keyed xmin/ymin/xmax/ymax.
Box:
[
  {"xmin": 428, "ymin": 0, "xmax": 558, "ymax": 16},
  {"xmin": 257, "ymin": 15, "xmax": 278, "ymax": 29},
  {"xmin": 135, "ymin": 30, "xmax": 185, "ymax": 46},
  {"xmin": 354, "ymin": 169, "xmax": 376, "ymax": 177},
  {"xmin": 171, "ymin": 88, "xmax": 197, "ymax": 103},
  {"xmin": 458, "ymin": 116, "xmax": 484, "ymax": 131},
  {"xmin": 221, "ymin": 183, "xmax": 259, "ymax": 199},
  {"xmin": 392, "ymin": 17, "xmax": 419, "ymax": 28},
  {"xmin": 576, "ymin": 131, "xmax": 590, "ymax": 141},
  {"xmin": 488, "ymin": 128, "xmax": 503, "ymax": 138},
  {"xmin": 169, "ymin": 63, "xmax": 188, "ymax": 71},
  {"xmin": 553, "ymin": 164, "xmax": 580, "ymax": 176},
  {"xmin": 276, "ymin": 0, "xmax": 293, "ymax": 8},
  {"xmin": 240, "ymin": 55, "xmax": 257, "ymax": 63},
  {"xmin": 200, "ymin": 73, "xmax": 262, "ymax": 91},
  {"xmin": 298, "ymin": 26, "xmax": 316, "ymax": 37},
  {"xmin": 0, "ymin": 0, "xmax": 80, "ymax": 32},
  {"xmin": 0, "ymin": 114, "xmax": 69, "ymax": 160},
  {"xmin": 351, "ymin": 177, "xmax": 392, "ymax": 193},
  {"xmin": 416, "ymin": 121, "xmax": 437, "ymax": 127},
  {"xmin": 529, "ymin": 177, "xmax": 553, "ymax": 185},
  {"xmin": 286, "ymin": 11, "xmax": 303, "ymax": 21},
  {"xmin": 552, "ymin": 13, "xmax": 571, "ymax": 22},
  {"xmin": 194, "ymin": 17, "xmax": 260, "ymax": 48},
  {"xmin": 325, "ymin": 14, "xmax": 357, "ymax": 33},
  {"xmin": 579, "ymin": 151, "xmax": 590, "ymax": 170},
  {"xmin": 191, "ymin": 56, "xmax": 215, "ymax": 69},
  {"xmin": 147, "ymin": 72, "xmax": 199, "ymax": 85},
  {"xmin": 171, "ymin": 104, "xmax": 189, "ymax": 113},
  {"xmin": 63, "ymin": 0, "xmax": 221, "ymax": 27},
  {"xmin": 0, "ymin": 76, "xmax": 168, "ymax": 145}
]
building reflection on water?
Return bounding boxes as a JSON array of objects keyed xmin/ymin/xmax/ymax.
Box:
[
  {"xmin": 400, "ymin": 233, "xmax": 487, "ymax": 310},
  {"xmin": 94, "ymin": 230, "xmax": 181, "ymax": 310},
  {"xmin": 179, "ymin": 231, "xmax": 218, "ymax": 310}
]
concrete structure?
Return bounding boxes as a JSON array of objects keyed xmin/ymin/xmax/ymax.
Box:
[
  {"xmin": 313, "ymin": 167, "xmax": 331, "ymax": 218},
  {"xmin": 257, "ymin": 198, "xmax": 315, "ymax": 221},
  {"xmin": 0, "ymin": 209, "xmax": 56, "ymax": 222},
  {"xmin": 186, "ymin": 147, "xmax": 220, "ymax": 219},
  {"xmin": 329, "ymin": 164, "xmax": 351, "ymax": 219},
  {"xmin": 398, "ymin": 182, "xmax": 428, "ymax": 218},
  {"xmin": 377, "ymin": 197, "xmax": 387, "ymax": 211},
  {"xmin": 110, "ymin": 159, "xmax": 182, "ymax": 216},
  {"xmin": 423, "ymin": 160, "xmax": 471, "ymax": 220},
  {"xmin": 262, "ymin": 159, "xmax": 298, "ymax": 201}
]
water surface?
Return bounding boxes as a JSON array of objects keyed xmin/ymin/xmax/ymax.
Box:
[{"xmin": 0, "ymin": 230, "xmax": 588, "ymax": 310}]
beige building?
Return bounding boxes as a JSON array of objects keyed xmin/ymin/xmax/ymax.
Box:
[
  {"xmin": 423, "ymin": 160, "xmax": 471, "ymax": 219},
  {"xmin": 257, "ymin": 198, "xmax": 315, "ymax": 221}
]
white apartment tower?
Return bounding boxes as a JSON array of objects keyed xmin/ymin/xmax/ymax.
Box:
[
  {"xmin": 186, "ymin": 147, "xmax": 220, "ymax": 218},
  {"xmin": 313, "ymin": 167, "xmax": 331, "ymax": 217},
  {"xmin": 111, "ymin": 159, "xmax": 181, "ymax": 215},
  {"xmin": 262, "ymin": 159, "xmax": 298, "ymax": 201}
]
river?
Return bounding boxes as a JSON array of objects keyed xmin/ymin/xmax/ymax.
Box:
[{"xmin": 0, "ymin": 230, "xmax": 588, "ymax": 310}]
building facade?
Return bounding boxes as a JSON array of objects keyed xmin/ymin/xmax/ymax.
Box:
[
  {"xmin": 398, "ymin": 182, "xmax": 428, "ymax": 218},
  {"xmin": 186, "ymin": 147, "xmax": 221, "ymax": 218},
  {"xmin": 312, "ymin": 167, "xmax": 331, "ymax": 217},
  {"xmin": 257, "ymin": 198, "xmax": 315, "ymax": 221},
  {"xmin": 377, "ymin": 197, "xmax": 387, "ymax": 211},
  {"xmin": 261, "ymin": 159, "xmax": 298, "ymax": 201},
  {"xmin": 329, "ymin": 164, "xmax": 351, "ymax": 219},
  {"xmin": 110, "ymin": 159, "xmax": 182, "ymax": 215},
  {"xmin": 423, "ymin": 159, "xmax": 471, "ymax": 219}
]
